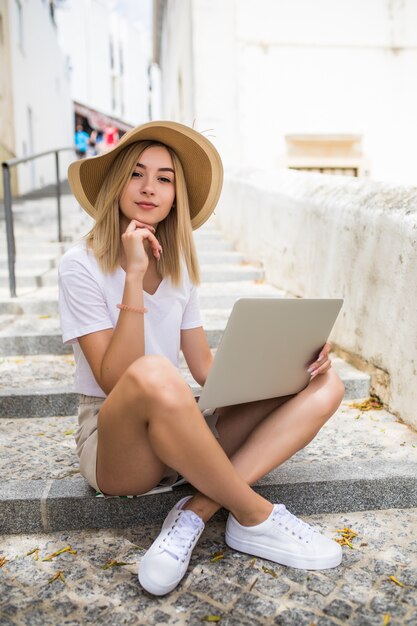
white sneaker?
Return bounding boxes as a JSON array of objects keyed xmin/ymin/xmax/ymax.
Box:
[
  {"xmin": 225, "ymin": 503, "xmax": 342, "ymax": 570},
  {"xmin": 138, "ymin": 496, "xmax": 205, "ymax": 595}
]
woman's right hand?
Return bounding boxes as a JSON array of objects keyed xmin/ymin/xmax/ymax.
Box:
[{"xmin": 121, "ymin": 219, "xmax": 163, "ymax": 274}]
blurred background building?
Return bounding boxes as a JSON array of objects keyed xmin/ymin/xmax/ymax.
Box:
[
  {"xmin": 0, "ymin": 0, "xmax": 152, "ymax": 198},
  {"xmin": 2, "ymin": 0, "xmax": 417, "ymax": 198},
  {"xmin": 153, "ymin": 0, "xmax": 417, "ymax": 185},
  {"xmin": 0, "ymin": 0, "xmax": 74, "ymax": 196}
]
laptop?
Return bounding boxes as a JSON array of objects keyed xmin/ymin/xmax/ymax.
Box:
[{"xmin": 197, "ymin": 298, "xmax": 343, "ymax": 411}]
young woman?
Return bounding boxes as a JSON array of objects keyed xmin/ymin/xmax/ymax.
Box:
[{"xmin": 59, "ymin": 121, "xmax": 345, "ymax": 597}]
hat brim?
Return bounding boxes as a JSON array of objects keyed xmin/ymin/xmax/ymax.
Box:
[{"xmin": 68, "ymin": 121, "xmax": 223, "ymax": 230}]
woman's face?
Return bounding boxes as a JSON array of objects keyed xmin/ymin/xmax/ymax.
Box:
[{"xmin": 119, "ymin": 145, "xmax": 176, "ymax": 229}]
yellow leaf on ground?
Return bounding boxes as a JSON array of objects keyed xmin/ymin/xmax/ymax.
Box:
[
  {"xmin": 389, "ymin": 575, "xmax": 405, "ymax": 587},
  {"xmin": 26, "ymin": 548, "xmax": 40, "ymax": 560},
  {"xmin": 48, "ymin": 570, "xmax": 65, "ymax": 584},
  {"xmin": 102, "ymin": 559, "xmax": 132, "ymax": 570},
  {"xmin": 210, "ymin": 552, "xmax": 224, "ymax": 563},
  {"xmin": 201, "ymin": 616, "xmax": 221, "ymax": 622},
  {"xmin": 382, "ymin": 613, "xmax": 390, "ymax": 625},
  {"xmin": 349, "ymin": 397, "xmax": 383, "ymax": 411},
  {"xmin": 42, "ymin": 546, "xmax": 77, "ymax": 561},
  {"xmin": 0, "ymin": 556, "xmax": 9, "ymax": 567},
  {"xmin": 334, "ymin": 527, "xmax": 359, "ymax": 549},
  {"xmin": 262, "ymin": 566, "xmax": 278, "ymax": 578},
  {"xmin": 63, "ymin": 429, "xmax": 75, "ymax": 436}
]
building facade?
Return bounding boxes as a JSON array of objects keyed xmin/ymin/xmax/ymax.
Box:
[
  {"xmin": 0, "ymin": 0, "xmax": 74, "ymax": 196},
  {"xmin": 55, "ymin": 0, "xmax": 151, "ymax": 136},
  {"xmin": 153, "ymin": 0, "xmax": 417, "ymax": 185}
]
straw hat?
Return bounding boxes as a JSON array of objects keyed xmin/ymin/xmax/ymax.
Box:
[{"xmin": 68, "ymin": 120, "xmax": 223, "ymax": 230}]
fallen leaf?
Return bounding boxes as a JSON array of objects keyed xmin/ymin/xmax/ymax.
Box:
[
  {"xmin": 349, "ymin": 397, "xmax": 383, "ymax": 411},
  {"xmin": 210, "ymin": 551, "xmax": 224, "ymax": 563},
  {"xmin": 42, "ymin": 546, "xmax": 77, "ymax": 561},
  {"xmin": 102, "ymin": 559, "xmax": 132, "ymax": 570},
  {"xmin": 63, "ymin": 429, "xmax": 75, "ymax": 436},
  {"xmin": 48, "ymin": 570, "xmax": 65, "ymax": 584},
  {"xmin": 262, "ymin": 565, "xmax": 278, "ymax": 578},
  {"xmin": 334, "ymin": 527, "xmax": 359, "ymax": 549},
  {"xmin": 26, "ymin": 548, "xmax": 40, "ymax": 560},
  {"xmin": 0, "ymin": 556, "xmax": 9, "ymax": 567},
  {"xmin": 383, "ymin": 613, "xmax": 390, "ymax": 625},
  {"xmin": 201, "ymin": 617, "xmax": 221, "ymax": 623},
  {"xmin": 389, "ymin": 575, "xmax": 405, "ymax": 587}
]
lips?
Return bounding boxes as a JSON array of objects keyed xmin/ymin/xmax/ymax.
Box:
[{"xmin": 136, "ymin": 202, "xmax": 157, "ymax": 210}]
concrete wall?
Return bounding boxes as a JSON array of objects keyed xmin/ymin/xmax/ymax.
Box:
[{"xmin": 215, "ymin": 170, "xmax": 417, "ymax": 429}]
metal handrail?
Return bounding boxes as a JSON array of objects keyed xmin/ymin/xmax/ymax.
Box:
[{"xmin": 1, "ymin": 146, "xmax": 75, "ymax": 297}]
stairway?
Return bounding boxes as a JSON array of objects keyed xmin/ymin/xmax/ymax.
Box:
[{"xmin": 1, "ymin": 195, "xmax": 416, "ymax": 535}]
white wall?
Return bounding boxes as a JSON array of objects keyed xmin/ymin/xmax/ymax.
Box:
[
  {"xmin": 56, "ymin": 0, "xmax": 150, "ymax": 126},
  {"xmin": 157, "ymin": 0, "xmax": 417, "ymax": 185},
  {"xmin": 8, "ymin": 0, "xmax": 74, "ymax": 193},
  {"xmin": 216, "ymin": 169, "xmax": 417, "ymax": 429}
]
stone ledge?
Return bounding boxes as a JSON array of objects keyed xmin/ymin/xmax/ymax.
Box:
[
  {"xmin": 2, "ymin": 460, "xmax": 416, "ymax": 534},
  {"xmin": 0, "ymin": 358, "xmax": 369, "ymax": 417}
]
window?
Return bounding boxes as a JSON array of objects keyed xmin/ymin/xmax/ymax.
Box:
[
  {"xmin": 109, "ymin": 39, "xmax": 114, "ymax": 70},
  {"xmin": 15, "ymin": 0, "xmax": 24, "ymax": 50}
]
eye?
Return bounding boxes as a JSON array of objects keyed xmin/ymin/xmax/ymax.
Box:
[
  {"xmin": 132, "ymin": 171, "xmax": 142, "ymax": 178},
  {"xmin": 158, "ymin": 176, "xmax": 173, "ymax": 183}
]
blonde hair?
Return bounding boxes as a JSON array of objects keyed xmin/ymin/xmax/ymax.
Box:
[{"xmin": 86, "ymin": 141, "xmax": 200, "ymax": 285}]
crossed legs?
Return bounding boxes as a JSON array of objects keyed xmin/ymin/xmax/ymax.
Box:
[{"xmin": 96, "ymin": 354, "xmax": 344, "ymax": 525}]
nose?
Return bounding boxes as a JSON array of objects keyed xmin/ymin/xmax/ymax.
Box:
[{"xmin": 140, "ymin": 176, "xmax": 155, "ymax": 196}]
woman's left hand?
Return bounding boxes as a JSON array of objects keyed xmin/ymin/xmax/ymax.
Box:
[{"xmin": 307, "ymin": 342, "xmax": 332, "ymax": 379}]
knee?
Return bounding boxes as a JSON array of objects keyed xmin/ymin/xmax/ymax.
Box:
[
  {"xmin": 126, "ymin": 355, "xmax": 191, "ymax": 409},
  {"xmin": 316, "ymin": 370, "xmax": 345, "ymax": 418}
]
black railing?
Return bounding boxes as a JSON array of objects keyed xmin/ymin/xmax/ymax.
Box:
[{"xmin": 1, "ymin": 147, "xmax": 75, "ymax": 297}]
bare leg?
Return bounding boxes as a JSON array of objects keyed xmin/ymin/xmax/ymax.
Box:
[
  {"xmin": 184, "ymin": 369, "xmax": 345, "ymax": 521},
  {"xmin": 96, "ymin": 355, "xmax": 272, "ymax": 525}
]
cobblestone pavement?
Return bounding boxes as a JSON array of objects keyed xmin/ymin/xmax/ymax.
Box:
[{"xmin": 1, "ymin": 507, "xmax": 416, "ymax": 625}]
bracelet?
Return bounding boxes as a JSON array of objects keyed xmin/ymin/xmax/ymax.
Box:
[{"xmin": 117, "ymin": 303, "xmax": 148, "ymax": 314}]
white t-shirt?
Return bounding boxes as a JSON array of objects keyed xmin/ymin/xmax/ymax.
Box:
[{"xmin": 58, "ymin": 241, "xmax": 202, "ymax": 397}]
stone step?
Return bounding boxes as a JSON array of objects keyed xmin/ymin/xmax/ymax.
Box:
[
  {"xmin": 0, "ymin": 281, "xmax": 283, "ymax": 315},
  {"xmin": 1, "ymin": 400, "xmax": 416, "ymax": 533},
  {"xmin": 0, "ymin": 263, "xmax": 264, "ymax": 289},
  {"xmin": 0, "ymin": 354, "xmax": 369, "ymax": 418},
  {"xmin": 0, "ymin": 256, "xmax": 57, "ymax": 271},
  {"xmin": 0, "ymin": 308, "xmax": 230, "ymax": 356}
]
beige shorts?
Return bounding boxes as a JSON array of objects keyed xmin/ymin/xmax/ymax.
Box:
[{"xmin": 75, "ymin": 394, "xmax": 219, "ymax": 493}]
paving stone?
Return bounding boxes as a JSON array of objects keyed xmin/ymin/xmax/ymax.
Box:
[
  {"xmin": 232, "ymin": 591, "xmax": 278, "ymax": 619},
  {"xmin": 288, "ymin": 589, "xmax": 327, "ymax": 611},
  {"xmin": 323, "ymin": 597, "xmax": 354, "ymax": 620},
  {"xmin": 306, "ymin": 573, "xmax": 336, "ymax": 596},
  {"xmin": 274, "ymin": 607, "xmax": 319, "ymax": 625},
  {"xmin": 316, "ymin": 618, "xmax": 341, "ymax": 626}
]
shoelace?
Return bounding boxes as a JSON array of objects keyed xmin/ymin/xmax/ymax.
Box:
[
  {"xmin": 272, "ymin": 504, "xmax": 315, "ymax": 543},
  {"xmin": 161, "ymin": 511, "xmax": 203, "ymax": 562}
]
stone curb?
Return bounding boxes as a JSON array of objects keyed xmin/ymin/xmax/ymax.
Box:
[
  {"xmin": 0, "ymin": 358, "xmax": 370, "ymax": 417},
  {"xmin": 1, "ymin": 461, "xmax": 416, "ymax": 534},
  {"xmin": 0, "ymin": 328, "xmax": 224, "ymax": 356}
]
